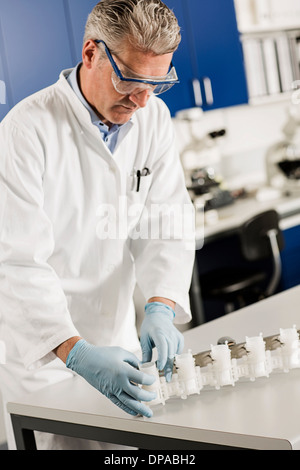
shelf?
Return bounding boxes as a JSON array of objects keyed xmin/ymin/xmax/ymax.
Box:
[
  {"xmin": 248, "ymin": 91, "xmax": 293, "ymax": 107},
  {"xmin": 239, "ymin": 22, "xmax": 300, "ymax": 35}
]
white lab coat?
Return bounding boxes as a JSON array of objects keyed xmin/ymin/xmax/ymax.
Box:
[{"xmin": 0, "ymin": 69, "xmax": 195, "ymax": 449}]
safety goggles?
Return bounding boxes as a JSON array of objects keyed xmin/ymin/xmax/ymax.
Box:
[{"xmin": 95, "ymin": 39, "xmax": 179, "ymax": 96}]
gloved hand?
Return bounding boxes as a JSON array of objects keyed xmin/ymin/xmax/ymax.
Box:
[
  {"xmin": 140, "ymin": 302, "xmax": 184, "ymax": 382},
  {"xmin": 66, "ymin": 340, "xmax": 157, "ymax": 418}
]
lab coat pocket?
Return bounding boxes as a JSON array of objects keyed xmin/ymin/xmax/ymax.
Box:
[{"xmin": 126, "ymin": 173, "xmax": 153, "ymax": 237}]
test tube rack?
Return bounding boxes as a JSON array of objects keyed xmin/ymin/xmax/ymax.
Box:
[{"xmin": 140, "ymin": 325, "xmax": 300, "ymax": 407}]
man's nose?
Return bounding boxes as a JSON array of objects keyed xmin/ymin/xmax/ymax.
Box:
[{"xmin": 129, "ymin": 89, "xmax": 151, "ymax": 108}]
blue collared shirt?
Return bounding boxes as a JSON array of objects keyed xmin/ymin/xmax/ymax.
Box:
[{"xmin": 67, "ymin": 64, "xmax": 131, "ymax": 154}]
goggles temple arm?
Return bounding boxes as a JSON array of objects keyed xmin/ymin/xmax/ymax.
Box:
[{"xmin": 94, "ymin": 39, "xmax": 179, "ymax": 86}]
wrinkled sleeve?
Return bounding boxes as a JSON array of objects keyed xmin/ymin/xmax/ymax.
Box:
[
  {"xmin": 0, "ymin": 120, "xmax": 79, "ymax": 370},
  {"xmin": 130, "ymin": 103, "xmax": 196, "ymax": 324}
]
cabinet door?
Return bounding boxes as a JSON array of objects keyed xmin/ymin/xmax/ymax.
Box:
[
  {"xmin": 185, "ymin": 0, "xmax": 248, "ymax": 110},
  {"xmin": 162, "ymin": 0, "xmax": 248, "ymax": 114},
  {"xmin": 280, "ymin": 225, "xmax": 300, "ymax": 290},
  {"xmin": 0, "ymin": 0, "xmax": 73, "ymax": 107}
]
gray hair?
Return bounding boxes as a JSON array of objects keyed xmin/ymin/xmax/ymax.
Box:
[{"xmin": 83, "ymin": 0, "xmax": 181, "ymax": 56}]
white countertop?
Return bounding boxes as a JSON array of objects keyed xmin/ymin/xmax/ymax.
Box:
[
  {"xmin": 7, "ymin": 286, "xmax": 300, "ymax": 450},
  {"xmin": 195, "ymin": 192, "xmax": 300, "ymax": 247}
]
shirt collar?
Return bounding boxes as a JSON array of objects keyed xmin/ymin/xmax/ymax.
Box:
[{"xmin": 66, "ymin": 63, "xmax": 133, "ymax": 133}]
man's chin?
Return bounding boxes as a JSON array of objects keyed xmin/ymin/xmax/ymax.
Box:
[{"xmin": 110, "ymin": 107, "xmax": 137, "ymax": 125}]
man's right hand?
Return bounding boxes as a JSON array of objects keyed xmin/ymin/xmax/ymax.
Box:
[{"xmin": 65, "ymin": 339, "xmax": 157, "ymax": 417}]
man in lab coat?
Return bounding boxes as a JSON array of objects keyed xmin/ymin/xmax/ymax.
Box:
[{"xmin": 0, "ymin": 0, "xmax": 195, "ymax": 450}]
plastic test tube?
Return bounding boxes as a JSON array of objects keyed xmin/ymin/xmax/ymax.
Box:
[
  {"xmin": 210, "ymin": 344, "xmax": 235, "ymax": 389},
  {"xmin": 245, "ymin": 335, "xmax": 269, "ymax": 380},
  {"xmin": 139, "ymin": 361, "xmax": 165, "ymax": 406},
  {"xmin": 279, "ymin": 326, "xmax": 300, "ymax": 372},
  {"xmin": 175, "ymin": 350, "xmax": 202, "ymax": 398}
]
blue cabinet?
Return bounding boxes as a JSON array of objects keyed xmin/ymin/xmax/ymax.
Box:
[
  {"xmin": 0, "ymin": 0, "xmax": 73, "ymax": 112},
  {"xmin": 280, "ymin": 225, "xmax": 300, "ymax": 290},
  {"xmin": 162, "ymin": 0, "xmax": 249, "ymax": 115}
]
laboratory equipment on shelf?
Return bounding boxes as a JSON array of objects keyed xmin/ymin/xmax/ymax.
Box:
[
  {"xmin": 140, "ymin": 325, "xmax": 300, "ymax": 408},
  {"xmin": 175, "ymin": 108, "xmax": 234, "ymax": 211},
  {"xmin": 266, "ymin": 104, "xmax": 300, "ymax": 196}
]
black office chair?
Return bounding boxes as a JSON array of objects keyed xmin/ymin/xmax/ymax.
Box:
[{"xmin": 199, "ymin": 210, "xmax": 285, "ymax": 314}]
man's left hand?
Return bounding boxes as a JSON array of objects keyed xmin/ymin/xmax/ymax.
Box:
[{"xmin": 140, "ymin": 301, "xmax": 184, "ymax": 382}]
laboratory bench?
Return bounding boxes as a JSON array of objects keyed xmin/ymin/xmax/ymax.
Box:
[
  {"xmin": 195, "ymin": 190, "xmax": 300, "ymax": 247},
  {"xmin": 7, "ymin": 285, "xmax": 300, "ymax": 450}
]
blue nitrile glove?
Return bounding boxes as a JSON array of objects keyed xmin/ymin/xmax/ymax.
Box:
[
  {"xmin": 66, "ymin": 340, "xmax": 157, "ymax": 418},
  {"xmin": 140, "ymin": 302, "xmax": 184, "ymax": 382}
]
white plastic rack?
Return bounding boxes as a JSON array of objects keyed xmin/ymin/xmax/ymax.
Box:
[{"xmin": 140, "ymin": 326, "xmax": 300, "ymax": 407}]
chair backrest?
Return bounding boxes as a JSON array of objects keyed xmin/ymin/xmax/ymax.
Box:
[{"xmin": 239, "ymin": 210, "xmax": 284, "ymax": 261}]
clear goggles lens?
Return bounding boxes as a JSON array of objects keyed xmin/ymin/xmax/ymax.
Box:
[{"xmin": 111, "ymin": 65, "xmax": 178, "ymax": 96}]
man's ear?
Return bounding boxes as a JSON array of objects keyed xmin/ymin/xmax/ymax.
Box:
[{"xmin": 82, "ymin": 40, "xmax": 98, "ymax": 69}]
